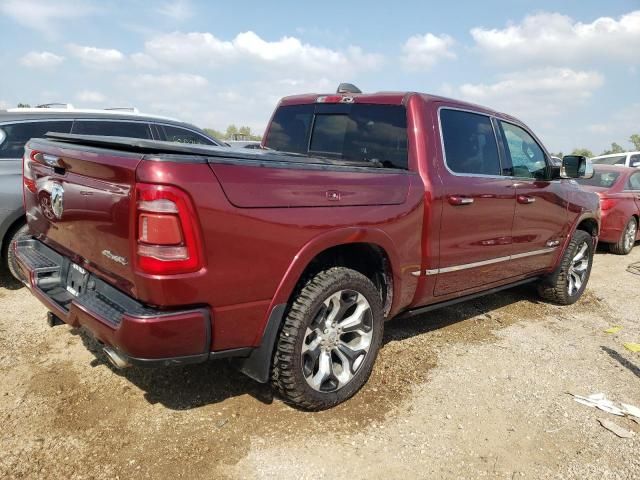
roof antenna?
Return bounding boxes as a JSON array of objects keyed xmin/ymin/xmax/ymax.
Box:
[{"xmin": 337, "ymin": 83, "xmax": 362, "ymax": 94}]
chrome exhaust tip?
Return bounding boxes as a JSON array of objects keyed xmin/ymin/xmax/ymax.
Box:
[{"xmin": 103, "ymin": 346, "xmax": 130, "ymax": 369}]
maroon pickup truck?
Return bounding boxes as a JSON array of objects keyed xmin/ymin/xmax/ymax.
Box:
[{"xmin": 15, "ymin": 88, "xmax": 599, "ymax": 410}]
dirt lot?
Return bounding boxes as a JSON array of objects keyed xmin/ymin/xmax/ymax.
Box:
[{"xmin": 1, "ymin": 247, "xmax": 639, "ymax": 480}]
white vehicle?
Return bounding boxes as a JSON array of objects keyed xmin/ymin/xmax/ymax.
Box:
[{"xmin": 590, "ymin": 151, "xmax": 640, "ymax": 168}]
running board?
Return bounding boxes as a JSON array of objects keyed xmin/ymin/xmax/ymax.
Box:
[{"xmin": 398, "ymin": 277, "xmax": 539, "ymax": 319}]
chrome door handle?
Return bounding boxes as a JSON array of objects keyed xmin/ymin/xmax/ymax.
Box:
[
  {"xmin": 517, "ymin": 195, "xmax": 536, "ymax": 204},
  {"xmin": 448, "ymin": 195, "xmax": 474, "ymax": 206}
]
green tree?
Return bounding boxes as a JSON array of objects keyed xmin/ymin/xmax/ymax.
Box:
[
  {"xmin": 601, "ymin": 142, "xmax": 625, "ymax": 155},
  {"xmin": 203, "ymin": 128, "xmax": 225, "ymax": 140},
  {"xmin": 630, "ymin": 134, "xmax": 640, "ymax": 151},
  {"xmin": 571, "ymin": 148, "xmax": 594, "ymax": 158},
  {"xmin": 225, "ymin": 124, "xmax": 239, "ymax": 139},
  {"xmin": 17, "ymin": 102, "xmax": 31, "ymax": 108}
]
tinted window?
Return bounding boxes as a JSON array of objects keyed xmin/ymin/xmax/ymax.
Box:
[
  {"xmin": 591, "ymin": 155, "xmax": 626, "ymax": 165},
  {"xmin": 265, "ymin": 104, "xmax": 408, "ymax": 169},
  {"xmin": 440, "ymin": 109, "xmax": 500, "ymax": 176},
  {"xmin": 500, "ymin": 122, "xmax": 547, "ymax": 179},
  {"xmin": 576, "ymin": 170, "xmax": 620, "ymax": 188},
  {"xmin": 156, "ymin": 125, "xmax": 216, "ymax": 145},
  {"xmin": 72, "ymin": 121, "xmax": 151, "ymax": 139},
  {"xmin": 630, "ymin": 154, "xmax": 640, "ymax": 167},
  {"xmin": 0, "ymin": 121, "xmax": 72, "ymax": 159}
]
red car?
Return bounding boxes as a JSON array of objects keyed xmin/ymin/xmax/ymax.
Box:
[
  {"xmin": 576, "ymin": 165, "xmax": 640, "ymax": 254},
  {"xmin": 16, "ymin": 87, "xmax": 599, "ymax": 409}
]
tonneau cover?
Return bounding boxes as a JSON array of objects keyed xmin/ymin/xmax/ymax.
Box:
[{"xmin": 42, "ymin": 132, "xmax": 382, "ymax": 169}]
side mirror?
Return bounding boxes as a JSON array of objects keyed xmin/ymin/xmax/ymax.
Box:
[
  {"xmin": 561, "ymin": 155, "xmax": 594, "ymax": 179},
  {"xmin": 632, "ymin": 161, "xmax": 640, "ymax": 168}
]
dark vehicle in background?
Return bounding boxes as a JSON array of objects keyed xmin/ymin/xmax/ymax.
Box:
[
  {"xmin": 576, "ymin": 165, "xmax": 640, "ymax": 254},
  {"xmin": 0, "ymin": 105, "xmax": 222, "ymax": 280},
  {"xmin": 15, "ymin": 87, "xmax": 598, "ymax": 410}
]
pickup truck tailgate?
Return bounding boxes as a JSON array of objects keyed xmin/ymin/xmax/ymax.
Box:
[{"xmin": 24, "ymin": 139, "xmax": 143, "ymax": 286}]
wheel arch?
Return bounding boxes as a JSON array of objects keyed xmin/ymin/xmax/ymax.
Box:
[{"xmin": 235, "ymin": 227, "xmax": 401, "ymax": 383}]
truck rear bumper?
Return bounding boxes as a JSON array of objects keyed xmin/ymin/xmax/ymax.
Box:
[{"xmin": 14, "ymin": 237, "xmax": 217, "ymax": 366}]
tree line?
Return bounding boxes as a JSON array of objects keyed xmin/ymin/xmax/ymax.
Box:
[
  {"xmin": 556, "ymin": 134, "xmax": 640, "ymax": 159},
  {"xmin": 204, "ymin": 125, "xmax": 261, "ymax": 141}
]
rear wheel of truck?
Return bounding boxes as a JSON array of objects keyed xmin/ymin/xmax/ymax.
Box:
[
  {"xmin": 609, "ymin": 217, "xmax": 637, "ymax": 255},
  {"xmin": 271, "ymin": 267, "xmax": 384, "ymax": 410},
  {"xmin": 3, "ymin": 223, "xmax": 29, "ymax": 282},
  {"xmin": 538, "ymin": 230, "xmax": 593, "ymax": 305}
]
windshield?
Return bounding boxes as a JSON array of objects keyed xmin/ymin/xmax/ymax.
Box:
[
  {"xmin": 264, "ymin": 103, "xmax": 408, "ymax": 169},
  {"xmin": 591, "ymin": 155, "xmax": 626, "ymax": 165},
  {"xmin": 576, "ymin": 170, "xmax": 621, "ymax": 188}
]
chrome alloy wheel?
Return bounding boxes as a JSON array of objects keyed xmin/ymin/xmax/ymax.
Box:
[
  {"xmin": 624, "ymin": 220, "xmax": 637, "ymax": 252},
  {"xmin": 567, "ymin": 242, "xmax": 589, "ymax": 296},
  {"xmin": 301, "ymin": 289, "xmax": 373, "ymax": 392}
]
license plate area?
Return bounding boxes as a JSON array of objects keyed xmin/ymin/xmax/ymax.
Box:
[{"xmin": 66, "ymin": 263, "xmax": 89, "ymax": 297}]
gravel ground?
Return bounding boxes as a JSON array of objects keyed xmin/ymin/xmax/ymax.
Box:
[{"xmin": 1, "ymin": 246, "xmax": 639, "ymax": 479}]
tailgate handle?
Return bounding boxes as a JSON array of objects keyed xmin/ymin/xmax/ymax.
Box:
[
  {"xmin": 517, "ymin": 195, "xmax": 536, "ymax": 204},
  {"xmin": 42, "ymin": 154, "xmax": 62, "ymax": 167},
  {"xmin": 448, "ymin": 195, "xmax": 474, "ymax": 206}
]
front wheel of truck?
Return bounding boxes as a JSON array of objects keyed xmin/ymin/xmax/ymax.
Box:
[
  {"xmin": 537, "ymin": 230, "xmax": 594, "ymax": 305},
  {"xmin": 271, "ymin": 267, "xmax": 384, "ymax": 410}
]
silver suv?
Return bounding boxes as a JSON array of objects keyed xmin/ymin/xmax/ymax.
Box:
[{"xmin": 0, "ymin": 105, "xmax": 222, "ymax": 282}]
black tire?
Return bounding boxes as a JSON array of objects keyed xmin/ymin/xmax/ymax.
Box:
[
  {"xmin": 3, "ymin": 223, "xmax": 29, "ymax": 282},
  {"xmin": 609, "ymin": 218, "xmax": 637, "ymax": 255},
  {"xmin": 538, "ymin": 230, "xmax": 593, "ymax": 305},
  {"xmin": 271, "ymin": 267, "xmax": 384, "ymax": 410}
]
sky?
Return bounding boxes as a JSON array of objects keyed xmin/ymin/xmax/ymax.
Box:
[{"xmin": 0, "ymin": 0, "xmax": 639, "ymax": 154}]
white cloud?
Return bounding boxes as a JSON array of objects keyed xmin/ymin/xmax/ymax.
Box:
[
  {"xmin": 68, "ymin": 44, "xmax": 124, "ymax": 68},
  {"xmin": 20, "ymin": 51, "xmax": 64, "ymax": 68},
  {"xmin": 76, "ymin": 90, "xmax": 106, "ymax": 103},
  {"xmin": 130, "ymin": 53, "xmax": 160, "ymax": 69},
  {"xmin": 457, "ymin": 67, "xmax": 604, "ymax": 118},
  {"xmin": 0, "ymin": 0, "xmax": 97, "ymax": 34},
  {"xmin": 144, "ymin": 31, "xmax": 383, "ymax": 73},
  {"xmin": 471, "ymin": 10, "xmax": 640, "ymax": 65},
  {"xmin": 157, "ymin": 0, "xmax": 193, "ymax": 21},
  {"xmin": 401, "ymin": 33, "xmax": 456, "ymax": 70},
  {"xmin": 127, "ymin": 73, "xmax": 208, "ymax": 91}
]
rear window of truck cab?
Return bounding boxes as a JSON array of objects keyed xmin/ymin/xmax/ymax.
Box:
[{"xmin": 265, "ymin": 103, "xmax": 408, "ymax": 169}]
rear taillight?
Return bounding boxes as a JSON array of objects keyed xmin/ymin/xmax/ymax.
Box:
[
  {"xmin": 22, "ymin": 147, "xmax": 38, "ymax": 194},
  {"xmin": 600, "ymin": 198, "xmax": 616, "ymax": 211},
  {"xmin": 135, "ymin": 183, "xmax": 204, "ymax": 275}
]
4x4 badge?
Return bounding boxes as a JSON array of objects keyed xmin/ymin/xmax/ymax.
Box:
[{"xmin": 102, "ymin": 250, "xmax": 128, "ymax": 266}]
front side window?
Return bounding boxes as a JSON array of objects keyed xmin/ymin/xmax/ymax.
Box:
[
  {"xmin": 440, "ymin": 109, "xmax": 501, "ymax": 176},
  {"xmin": 156, "ymin": 125, "xmax": 216, "ymax": 145},
  {"xmin": 72, "ymin": 120, "xmax": 152, "ymax": 139},
  {"xmin": 500, "ymin": 122, "xmax": 547, "ymax": 179},
  {"xmin": 265, "ymin": 104, "xmax": 408, "ymax": 169},
  {"xmin": 0, "ymin": 120, "xmax": 72, "ymax": 159}
]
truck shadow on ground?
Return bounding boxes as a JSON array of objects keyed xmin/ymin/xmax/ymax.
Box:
[
  {"xmin": 601, "ymin": 346, "xmax": 640, "ymax": 379},
  {"xmin": 76, "ymin": 284, "xmax": 542, "ymax": 411},
  {"xmin": 0, "ymin": 270, "xmax": 23, "ymax": 291}
]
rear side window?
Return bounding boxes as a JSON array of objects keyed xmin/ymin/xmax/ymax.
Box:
[
  {"xmin": 265, "ymin": 104, "xmax": 408, "ymax": 169},
  {"xmin": 499, "ymin": 121, "xmax": 547, "ymax": 179},
  {"xmin": 440, "ymin": 109, "xmax": 501, "ymax": 176},
  {"xmin": 630, "ymin": 154, "xmax": 640, "ymax": 167},
  {"xmin": 628, "ymin": 172, "xmax": 640, "ymax": 190},
  {"xmin": 0, "ymin": 121, "xmax": 72, "ymax": 159},
  {"xmin": 155, "ymin": 125, "xmax": 216, "ymax": 145},
  {"xmin": 591, "ymin": 155, "xmax": 626, "ymax": 165},
  {"xmin": 577, "ymin": 171, "xmax": 621, "ymax": 188},
  {"xmin": 72, "ymin": 120, "xmax": 152, "ymax": 139}
]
